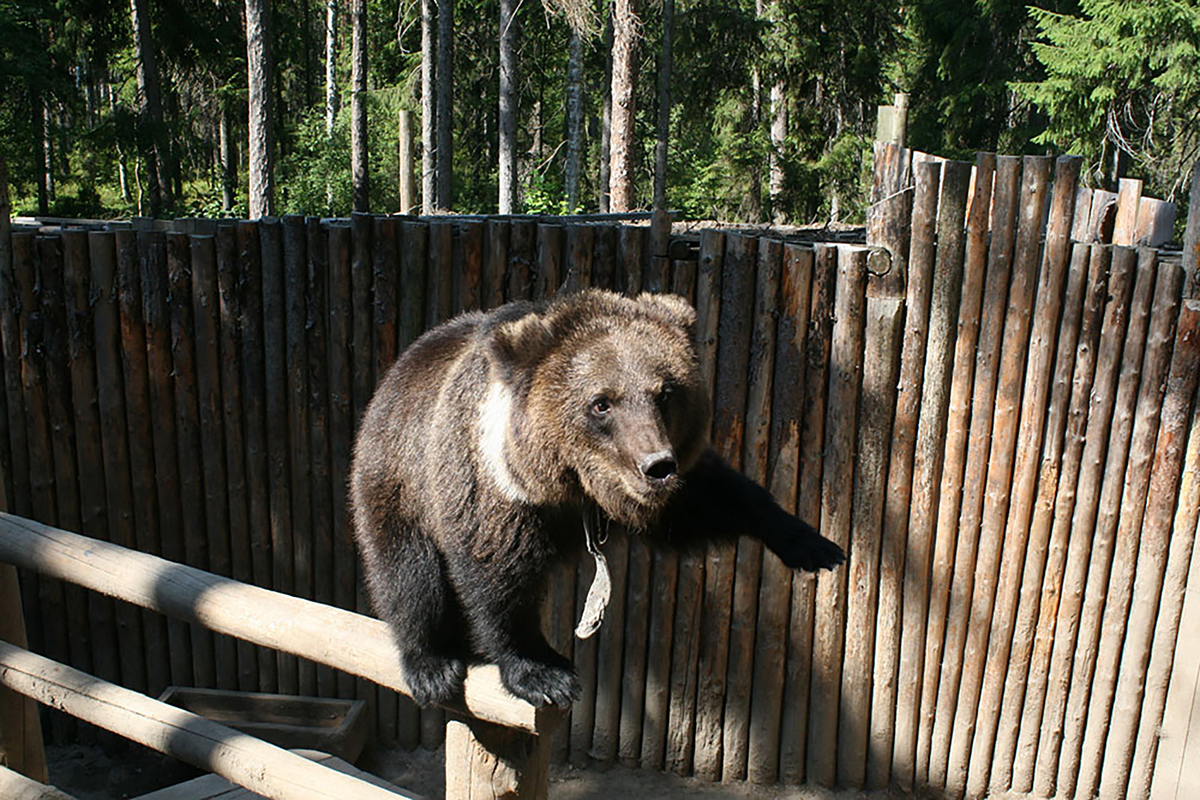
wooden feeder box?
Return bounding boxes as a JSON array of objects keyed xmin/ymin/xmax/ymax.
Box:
[{"xmin": 158, "ymin": 687, "xmax": 368, "ymax": 763}]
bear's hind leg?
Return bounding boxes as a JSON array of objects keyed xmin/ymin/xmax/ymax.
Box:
[{"xmin": 366, "ymin": 525, "xmax": 467, "ymax": 707}]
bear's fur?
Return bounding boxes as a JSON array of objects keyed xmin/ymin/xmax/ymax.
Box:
[{"xmin": 351, "ymin": 289, "xmax": 844, "ymax": 708}]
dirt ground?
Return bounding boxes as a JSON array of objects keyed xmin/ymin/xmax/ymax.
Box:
[{"xmin": 46, "ymin": 737, "xmax": 943, "ymax": 799}]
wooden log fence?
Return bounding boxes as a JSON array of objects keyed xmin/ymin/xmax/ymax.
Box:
[{"xmin": 1, "ymin": 145, "xmax": 1199, "ymax": 797}]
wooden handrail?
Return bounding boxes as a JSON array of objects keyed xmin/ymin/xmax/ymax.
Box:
[{"xmin": 0, "ymin": 513, "xmax": 556, "ymax": 735}]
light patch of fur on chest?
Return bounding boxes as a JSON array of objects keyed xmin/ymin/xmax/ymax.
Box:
[{"xmin": 477, "ymin": 380, "xmax": 529, "ymax": 503}]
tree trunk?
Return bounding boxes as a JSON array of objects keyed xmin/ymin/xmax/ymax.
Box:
[
  {"xmin": 129, "ymin": 0, "xmax": 170, "ymax": 215},
  {"xmin": 652, "ymin": 0, "xmax": 672, "ymax": 215},
  {"xmin": 598, "ymin": 8, "xmax": 612, "ymax": 213},
  {"xmin": 421, "ymin": 0, "xmax": 436, "ymax": 213},
  {"xmin": 769, "ymin": 80, "xmax": 785, "ymax": 223},
  {"xmin": 42, "ymin": 97, "xmax": 55, "ymax": 206},
  {"xmin": 399, "ymin": 109, "xmax": 416, "ymax": 213},
  {"xmin": 436, "ymin": 0, "xmax": 454, "ymax": 210},
  {"xmin": 219, "ymin": 102, "xmax": 236, "ymax": 213},
  {"xmin": 245, "ymin": 0, "xmax": 276, "ymax": 218},
  {"xmin": 608, "ymin": 0, "xmax": 640, "ymax": 212},
  {"xmin": 497, "ymin": 0, "xmax": 517, "ymax": 214},
  {"xmin": 325, "ymin": 0, "xmax": 338, "ymax": 210},
  {"xmin": 565, "ymin": 28, "xmax": 584, "ymax": 213},
  {"xmin": 351, "ymin": 0, "xmax": 369, "ymax": 212}
]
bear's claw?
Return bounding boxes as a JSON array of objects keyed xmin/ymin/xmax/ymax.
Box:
[
  {"xmin": 499, "ymin": 656, "xmax": 581, "ymax": 708},
  {"xmin": 403, "ymin": 651, "xmax": 467, "ymax": 707}
]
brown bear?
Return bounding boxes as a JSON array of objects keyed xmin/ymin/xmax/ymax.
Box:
[{"xmin": 351, "ymin": 289, "xmax": 844, "ymax": 709}]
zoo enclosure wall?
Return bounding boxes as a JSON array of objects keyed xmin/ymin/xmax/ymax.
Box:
[{"xmin": 1, "ymin": 146, "xmax": 1199, "ymax": 799}]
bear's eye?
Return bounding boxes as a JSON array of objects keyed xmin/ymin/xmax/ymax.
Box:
[
  {"xmin": 656, "ymin": 385, "xmax": 675, "ymax": 409},
  {"xmin": 590, "ymin": 395, "xmax": 612, "ymax": 417}
]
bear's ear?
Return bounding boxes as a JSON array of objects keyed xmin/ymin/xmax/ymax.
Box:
[
  {"xmin": 488, "ymin": 312, "xmax": 554, "ymax": 383},
  {"xmin": 636, "ymin": 292, "xmax": 697, "ymax": 331}
]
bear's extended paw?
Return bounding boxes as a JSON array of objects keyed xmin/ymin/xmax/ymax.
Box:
[
  {"xmin": 403, "ymin": 651, "xmax": 467, "ymax": 707},
  {"xmin": 499, "ymin": 655, "xmax": 581, "ymax": 708},
  {"xmin": 770, "ymin": 518, "xmax": 847, "ymax": 572}
]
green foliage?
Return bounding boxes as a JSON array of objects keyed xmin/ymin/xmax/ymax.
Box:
[{"xmin": 1014, "ymin": 0, "xmax": 1200, "ymax": 198}]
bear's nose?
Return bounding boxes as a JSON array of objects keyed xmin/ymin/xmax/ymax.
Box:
[{"xmin": 640, "ymin": 451, "xmax": 678, "ymax": 483}]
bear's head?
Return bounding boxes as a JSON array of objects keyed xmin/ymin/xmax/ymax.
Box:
[{"xmin": 487, "ymin": 289, "xmax": 710, "ymax": 528}]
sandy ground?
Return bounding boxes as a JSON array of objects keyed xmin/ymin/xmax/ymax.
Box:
[{"xmin": 48, "ymin": 738, "xmax": 935, "ymax": 799}]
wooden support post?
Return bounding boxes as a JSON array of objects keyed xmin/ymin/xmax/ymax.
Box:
[
  {"xmin": 0, "ymin": 566, "xmax": 47, "ymax": 784},
  {"xmin": 445, "ymin": 717, "xmax": 553, "ymax": 800}
]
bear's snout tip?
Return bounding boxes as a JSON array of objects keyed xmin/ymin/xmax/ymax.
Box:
[{"xmin": 640, "ymin": 451, "xmax": 679, "ymax": 483}]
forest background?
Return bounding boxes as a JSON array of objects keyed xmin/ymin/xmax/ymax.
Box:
[{"xmin": 1, "ymin": 0, "xmax": 1199, "ymax": 227}]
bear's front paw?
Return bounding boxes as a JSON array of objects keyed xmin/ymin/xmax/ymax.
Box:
[
  {"xmin": 499, "ymin": 655, "xmax": 581, "ymax": 708},
  {"xmin": 403, "ymin": 651, "xmax": 467, "ymax": 707},
  {"xmin": 771, "ymin": 519, "xmax": 847, "ymax": 572}
]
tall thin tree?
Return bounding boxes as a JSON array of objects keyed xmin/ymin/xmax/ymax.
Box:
[
  {"xmin": 245, "ymin": 0, "xmax": 276, "ymax": 218},
  {"xmin": 325, "ymin": 0, "xmax": 338, "ymax": 210},
  {"xmin": 598, "ymin": 8, "xmax": 612, "ymax": 213},
  {"xmin": 498, "ymin": 0, "xmax": 517, "ymax": 214},
  {"xmin": 608, "ymin": 0, "xmax": 639, "ymax": 211},
  {"xmin": 129, "ymin": 0, "xmax": 170, "ymax": 215},
  {"xmin": 351, "ymin": 0, "xmax": 369, "ymax": 211},
  {"xmin": 421, "ymin": 0, "xmax": 436, "ymax": 213},
  {"xmin": 436, "ymin": 0, "xmax": 454, "ymax": 209},
  {"xmin": 564, "ymin": 27, "xmax": 584, "ymax": 213}
]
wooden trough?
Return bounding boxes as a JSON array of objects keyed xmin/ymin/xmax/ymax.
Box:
[{"xmin": 0, "ymin": 512, "xmax": 562, "ymax": 798}]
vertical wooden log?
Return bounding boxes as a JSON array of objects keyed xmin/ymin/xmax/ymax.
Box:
[
  {"xmin": 82, "ymin": 232, "xmax": 136, "ymax": 693},
  {"xmin": 235, "ymin": 221, "xmax": 277, "ymax": 693},
  {"xmin": 283, "ymin": 217, "xmax": 317, "ymax": 699},
  {"xmin": 590, "ymin": 225, "xmax": 618, "ymax": 292},
  {"xmin": 915, "ymin": 153, "xmax": 996, "ymax": 783},
  {"xmin": 806, "ymin": 245, "xmax": 868, "ymax": 787},
  {"xmin": 399, "ymin": 221, "xmax": 428, "ymax": 351},
  {"xmin": 945, "ymin": 155, "xmax": 1052, "ymax": 795},
  {"xmin": 563, "ymin": 223, "xmax": 594, "ymax": 295},
  {"xmin": 483, "ymin": 220, "xmax": 509, "ymax": 310},
  {"xmin": 966, "ymin": 154, "xmax": 1081, "ymax": 795},
  {"xmin": 747, "ymin": 243, "xmax": 813, "ymax": 785},
  {"xmin": 167, "ymin": 232, "xmax": 218, "ymax": 689},
  {"xmin": 612, "ymin": 228, "xmax": 647, "ymax": 768},
  {"xmin": 506, "ymin": 221, "xmax": 535, "ymax": 302},
  {"xmin": 40, "ymin": 233, "xmax": 91, "ymax": 714},
  {"xmin": 456, "ymin": 219, "xmax": 484, "ymax": 313},
  {"xmin": 692, "ymin": 232, "xmax": 757, "ymax": 781},
  {"xmin": 663, "ymin": 229, "xmax": 723, "ymax": 776},
  {"xmin": 779, "ymin": 243, "xmax": 837, "ymax": 785},
  {"xmin": 893, "ymin": 160, "xmax": 972, "ymax": 788},
  {"xmin": 867, "ymin": 158, "xmax": 942, "ymax": 788},
  {"xmin": 1112, "ymin": 177, "xmax": 1143, "ymax": 246},
  {"xmin": 444, "ymin": 716, "xmax": 552, "ymax": 799},
  {"xmin": 305, "ymin": 219, "xmax": 336, "ymax": 699},
  {"xmin": 0, "ymin": 560, "xmax": 47, "ymax": 782},
  {"xmin": 1074, "ymin": 259, "xmax": 1184, "ymax": 800},
  {"xmin": 535, "ymin": 224, "xmax": 564, "ymax": 299},
  {"xmin": 720, "ymin": 237, "xmax": 781, "ymax": 781},
  {"xmin": 215, "ymin": 224, "xmax": 258, "ymax": 693},
  {"xmin": 1033, "ymin": 246, "xmax": 1148, "ymax": 794},
  {"xmin": 260, "ymin": 219, "xmax": 297, "ymax": 694},
  {"xmin": 836, "ymin": 276, "xmax": 903, "ymax": 788},
  {"xmin": 1010, "ymin": 243, "xmax": 1111, "ymax": 792},
  {"xmin": 1138, "ymin": 341, "xmax": 1200, "ymax": 798},
  {"xmin": 191, "ymin": 234, "xmax": 238, "ymax": 693},
  {"xmin": 137, "ymin": 231, "xmax": 195, "ymax": 690},
  {"xmin": 370, "ymin": 215, "xmax": 402, "ymax": 744},
  {"xmin": 427, "ymin": 219, "xmax": 453, "ymax": 327},
  {"xmin": 14, "ymin": 233, "xmax": 67, "ymax": 691},
  {"xmin": 1050, "ymin": 248, "xmax": 1166, "ymax": 795},
  {"xmin": 326, "ymin": 222, "xmax": 357, "ymax": 700},
  {"xmin": 0, "ymin": 223, "xmax": 29, "ymax": 524},
  {"xmin": 1103, "ymin": 300, "xmax": 1199, "ymax": 798}
]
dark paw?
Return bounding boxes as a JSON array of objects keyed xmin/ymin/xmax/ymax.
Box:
[
  {"xmin": 403, "ymin": 651, "xmax": 467, "ymax": 707},
  {"xmin": 771, "ymin": 520, "xmax": 847, "ymax": 572},
  {"xmin": 499, "ymin": 655, "xmax": 580, "ymax": 708}
]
